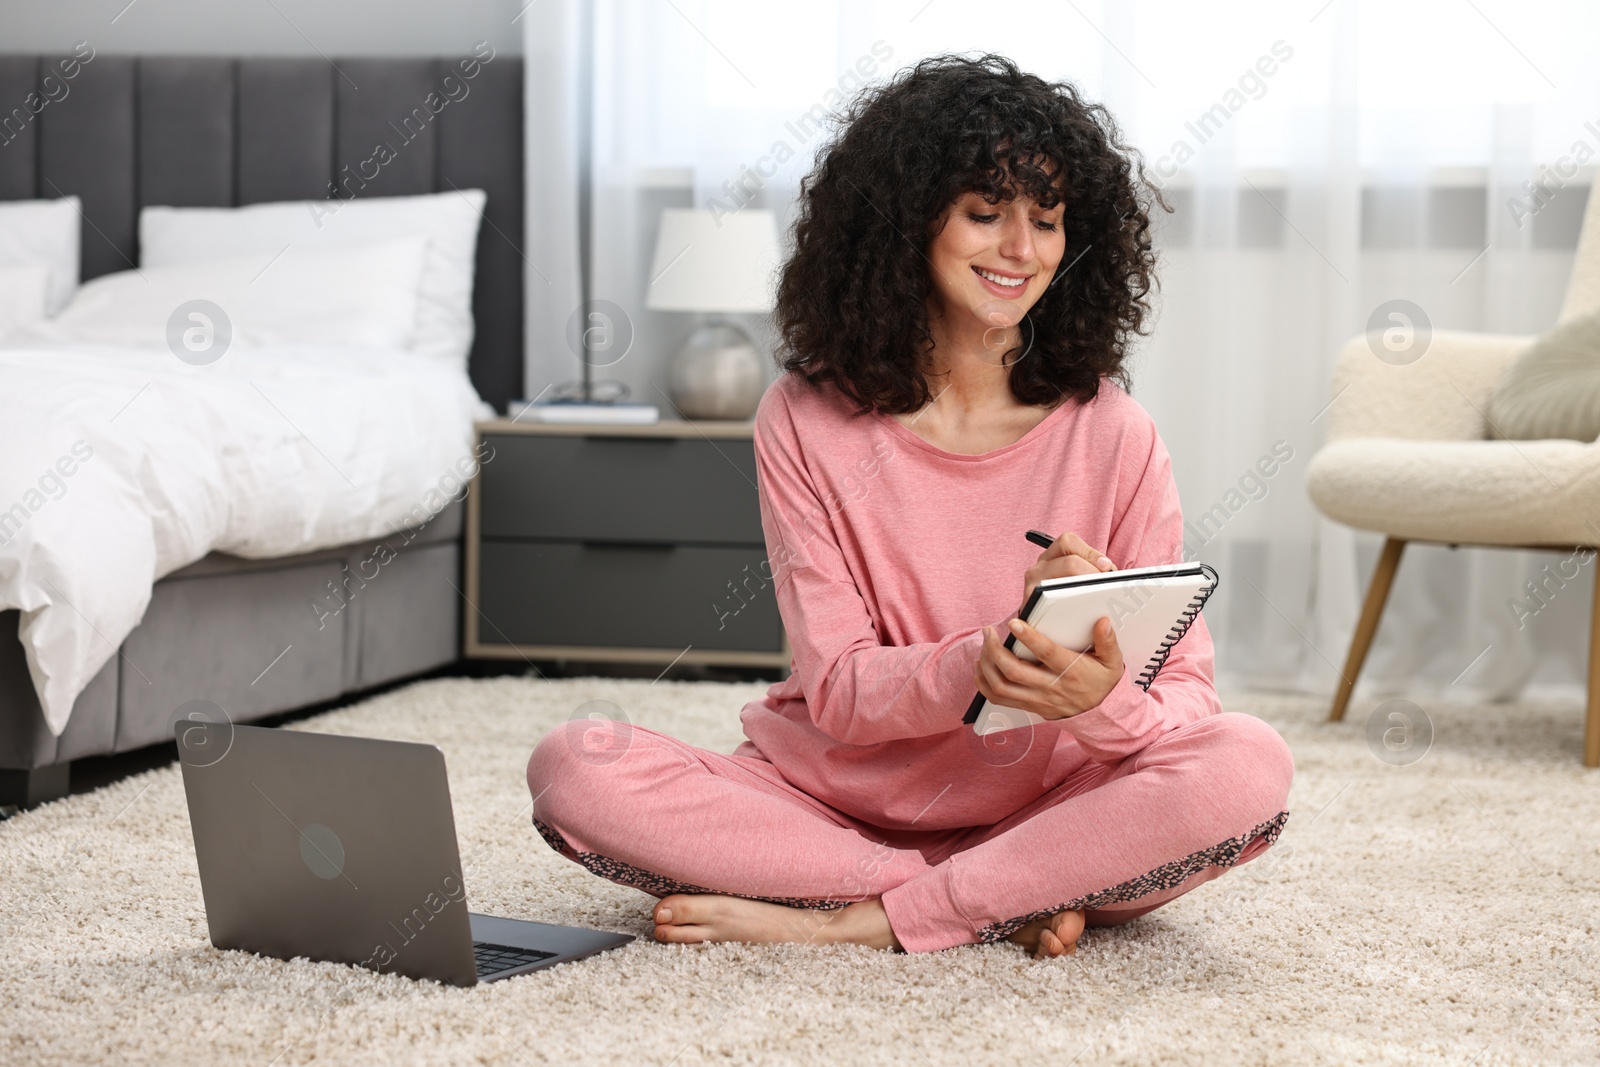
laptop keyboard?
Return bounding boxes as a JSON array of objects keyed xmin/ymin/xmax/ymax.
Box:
[{"xmin": 473, "ymin": 941, "xmax": 557, "ymax": 977}]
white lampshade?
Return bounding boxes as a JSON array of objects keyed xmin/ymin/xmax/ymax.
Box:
[{"xmin": 645, "ymin": 208, "xmax": 781, "ymax": 313}]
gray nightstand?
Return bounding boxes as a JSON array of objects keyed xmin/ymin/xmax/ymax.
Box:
[{"xmin": 464, "ymin": 419, "xmax": 790, "ymax": 668}]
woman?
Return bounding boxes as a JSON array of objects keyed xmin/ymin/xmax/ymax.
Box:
[{"xmin": 528, "ymin": 54, "xmax": 1293, "ymax": 958}]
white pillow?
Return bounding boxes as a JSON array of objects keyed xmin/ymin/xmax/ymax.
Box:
[
  {"xmin": 19, "ymin": 237, "xmax": 429, "ymax": 352},
  {"xmin": 0, "ymin": 197, "xmax": 81, "ymax": 314},
  {"xmin": 0, "ymin": 262, "xmax": 51, "ymax": 339},
  {"xmin": 140, "ymin": 190, "xmax": 486, "ymax": 364}
]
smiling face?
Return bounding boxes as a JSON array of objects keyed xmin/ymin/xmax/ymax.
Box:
[{"xmin": 926, "ymin": 183, "xmax": 1067, "ymax": 341}]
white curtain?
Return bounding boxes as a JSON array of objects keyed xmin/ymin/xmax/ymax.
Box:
[
  {"xmin": 525, "ymin": 0, "xmax": 1600, "ymax": 705},
  {"xmin": 520, "ymin": 0, "xmax": 588, "ymax": 398}
]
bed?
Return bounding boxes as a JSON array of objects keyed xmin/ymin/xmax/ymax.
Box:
[{"xmin": 0, "ymin": 54, "xmax": 524, "ymax": 805}]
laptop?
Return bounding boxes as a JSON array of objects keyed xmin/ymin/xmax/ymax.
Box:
[{"xmin": 175, "ymin": 721, "xmax": 633, "ymax": 986}]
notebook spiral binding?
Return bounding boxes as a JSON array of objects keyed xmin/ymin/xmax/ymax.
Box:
[{"xmin": 1133, "ymin": 563, "xmax": 1220, "ymax": 691}]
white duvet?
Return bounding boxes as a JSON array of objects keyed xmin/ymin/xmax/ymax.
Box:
[{"xmin": 0, "ymin": 343, "xmax": 491, "ymax": 735}]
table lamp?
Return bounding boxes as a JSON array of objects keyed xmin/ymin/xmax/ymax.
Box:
[{"xmin": 645, "ymin": 207, "xmax": 781, "ymax": 419}]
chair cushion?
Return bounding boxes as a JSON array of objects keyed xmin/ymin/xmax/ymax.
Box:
[
  {"xmin": 1306, "ymin": 437, "xmax": 1600, "ymax": 545},
  {"xmin": 1486, "ymin": 309, "xmax": 1600, "ymax": 442}
]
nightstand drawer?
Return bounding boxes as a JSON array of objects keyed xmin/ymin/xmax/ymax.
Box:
[
  {"xmin": 477, "ymin": 541, "xmax": 781, "ymax": 652},
  {"xmin": 479, "ymin": 434, "xmax": 763, "ymax": 544}
]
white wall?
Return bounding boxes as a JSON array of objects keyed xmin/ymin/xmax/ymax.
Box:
[{"xmin": 0, "ymin": 0, "xmax": 526, "ymax": 56}]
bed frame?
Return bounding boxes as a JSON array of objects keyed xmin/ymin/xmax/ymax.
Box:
[{"xmin": 0, "ymin": 54, "xmax": 524, "ymax": 805}]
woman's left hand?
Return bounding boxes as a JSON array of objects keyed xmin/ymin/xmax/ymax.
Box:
[{"xmin": 973, "ymin": 616, "xmax": 1124, "ymax": 721}]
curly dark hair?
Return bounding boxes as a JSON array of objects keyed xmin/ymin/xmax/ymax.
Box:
[{"xmin": 775, "ymin": 53, "xmax": 1168, "ymax": 415}]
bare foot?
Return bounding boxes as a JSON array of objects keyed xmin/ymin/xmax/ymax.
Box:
[
  {"xmin": 653, "ymin": 894, "xmax": 901, "ymax": 951},
  {"xmin": 1005, "ymin": 909, "xmax": 1086, "ymax": 959}
]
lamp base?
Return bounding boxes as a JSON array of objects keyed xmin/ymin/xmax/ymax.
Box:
[{"xmin": 668, "ymin": 322, "xmax": 767, "ymax": 420}]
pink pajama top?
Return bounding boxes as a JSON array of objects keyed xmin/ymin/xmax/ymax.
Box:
[{"xmin": 736, "ymin": 372, "xmax": 1223, "ymax": 833}]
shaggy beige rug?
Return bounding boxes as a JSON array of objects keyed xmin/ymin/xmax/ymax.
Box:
[{"xmin": 2, "ymin": 676, "xmax": 1598, "ymax": 1067}]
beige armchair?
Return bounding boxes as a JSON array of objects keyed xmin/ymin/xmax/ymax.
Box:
[{"xmin": 1307, "ymin": 188, "xmax": 1600, "ymax": 766}]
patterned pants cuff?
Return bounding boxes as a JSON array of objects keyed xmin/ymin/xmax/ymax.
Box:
[
  {"xmin": 974, "ymin": 809, "xmax": 1292, "ymax": 943},
  {"xmin": 533, "ymin": 818, "xmax": 852, "ymax": 911}
]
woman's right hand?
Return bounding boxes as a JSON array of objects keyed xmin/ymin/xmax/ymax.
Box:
[{"xmin": 1021, "ymin": 530, "xmax": 1116, "ymax": 608}]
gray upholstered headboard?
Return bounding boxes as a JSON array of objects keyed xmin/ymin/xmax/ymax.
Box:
[{"xmin": 0, "ymin": 53, "xmax": 524, "ymax": 410}]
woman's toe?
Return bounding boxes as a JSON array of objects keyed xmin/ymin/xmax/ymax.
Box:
[
  {"xmin": 654, "ymin": 922, "xmax": 709, "ymax": 944},
  {"xmin": 655, "ymin": 894, "xmax": 694, "ymax": 924},
  {"xmin": 1037, "ymin": 928, "xmax": 1062, "ymax": 958},
  {"xmin": 1049, "ymin": 910, "xmax": 1084, "ymax": 953}
]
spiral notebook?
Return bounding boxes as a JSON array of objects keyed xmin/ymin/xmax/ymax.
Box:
[{"xmin": 964, "ymin": 561, "xmax": 1219, "ymax": 735}]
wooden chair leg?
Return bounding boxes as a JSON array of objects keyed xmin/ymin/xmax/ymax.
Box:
[
  {"xmin": 1329, "ymin": 537, "xmax": 1407, "ymax": 723},
  {"xmin": 1587, "ymin": 559, "xmax": 1600, "ymax": 768}
]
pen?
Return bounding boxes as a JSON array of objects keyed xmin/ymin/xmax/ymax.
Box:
[{"xmin": 1026, "ymin": 529, "xmax": 1117, "ymax": 570}]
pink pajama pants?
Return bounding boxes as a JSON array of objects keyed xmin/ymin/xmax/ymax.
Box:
[{"xmin": 526, "ymin": 712, "xmax": 1293, "ymax": 952}]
